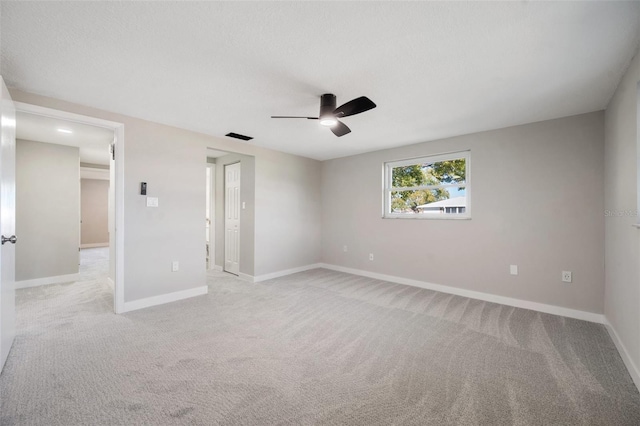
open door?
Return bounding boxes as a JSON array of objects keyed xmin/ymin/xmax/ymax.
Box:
[{"xmin": 0, "ymin": 76, "xmax": 16, "ymax": 372}]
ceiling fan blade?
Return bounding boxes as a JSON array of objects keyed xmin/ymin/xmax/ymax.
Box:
[
  {"xmin": 271, "ymin": 116, "xmax": 318, "ymax": 119},
  {"xmin": 330, "ymin": 120, "xmax": 351, "ymax": 137},
  {"xmin": 333, "ymin": 96, "xmax": 376, "ymax": 118}
]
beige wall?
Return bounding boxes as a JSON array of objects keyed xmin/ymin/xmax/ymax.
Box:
[
  {"xmin": 10, "ymin": 89, "xmax": 323, "ymax": 302},
  {"xmin": 80, "ymin": 178, "xmax": 109, "ymax": 246},
  {"xmin": 16, "ymin": 139, "xmax": 80, "ymax": 281},
  {"xmin": 604, "ymin": 50, "xmax": 640, "ymax": 375},
  {"xmin": 255, "ymin": 149, "xmax": 321, "ymax": 276},
  {"xmin": 321, "ymin": 112, "xmax": 605, "ymax": 314}
]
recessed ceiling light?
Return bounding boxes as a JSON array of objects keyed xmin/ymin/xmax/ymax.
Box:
[{"xmin": 57, "ymin": 128, "xmax": 73, "ymax": 134}]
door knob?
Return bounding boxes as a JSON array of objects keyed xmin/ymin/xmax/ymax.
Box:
[{"xmin": 1, "ymin": 235, "xmax": 17, "ymax": 245}]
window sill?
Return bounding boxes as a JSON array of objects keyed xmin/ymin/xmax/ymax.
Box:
[{"xmin": 383, "ymin": 215, "xmax": 471, "ymax": 220}]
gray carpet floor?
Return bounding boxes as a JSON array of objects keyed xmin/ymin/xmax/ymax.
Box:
[{"xmin": 1, "ymin": 248, "xmax": 639, "ymax": 425}]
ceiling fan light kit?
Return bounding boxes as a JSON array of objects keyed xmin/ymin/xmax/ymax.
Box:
[
  {"xmin": 319, "ymin": 117, "xmax": 337, "ymax": 127},
  {"xmin": 319, "ymin": 94, "xmax": 338, "ymax": 127},
  {"xmin": 272, "ymin": 93, "xmax": 376, "ymax": 137}
]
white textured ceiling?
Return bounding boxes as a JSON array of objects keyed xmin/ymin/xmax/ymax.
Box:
[
  {"xmin": 16, "ymin": 112, "xmax": 114, "ymax": 166},
  {"xmin": 2, "ymin": 1, "xmax": 639, "ymax": 160}
]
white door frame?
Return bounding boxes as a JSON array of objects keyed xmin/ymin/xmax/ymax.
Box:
[
  {"xmin": 14, "ymin": 102, "xmax": 126, "ymax": 314},
  {"xmin": 224, "ymin": 162, "xmax": 240, "ymax": 275},
  {"xmin": 206, "ymin": 163, "xmax": 215, "ymax": 270}
]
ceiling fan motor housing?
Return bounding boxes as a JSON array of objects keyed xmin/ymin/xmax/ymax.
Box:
[{"xmin": 320, "ymin": 93, "xmax": 337, "ymax": 118}]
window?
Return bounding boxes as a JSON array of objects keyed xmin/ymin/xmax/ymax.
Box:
[{"xmin": 383, "ymin": 151, "xmax": 470, "ymax": 219}]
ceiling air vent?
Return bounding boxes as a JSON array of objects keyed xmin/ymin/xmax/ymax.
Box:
[{"xmin": 225, "ymin": 132, "xmax": 253, "ymax": 141}]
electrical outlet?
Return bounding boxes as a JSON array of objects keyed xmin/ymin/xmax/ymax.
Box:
[
  {"xmin": 343, "ymin": 245, "xmax": 348, "ymax": 252},
  {"xmin": 510, "ymin": 265, "xmax": 518, "ymax": 275},
  {"xmin": 172, "ymin": 261, "xmax": 179, "ymax": 272},
  {"xmin": 562, "ymin": 271, "xmax": 572, "ymax": 283},
  {"xmin": 369, "ymin": 253, "xmax": 374, "ymax": 261}
]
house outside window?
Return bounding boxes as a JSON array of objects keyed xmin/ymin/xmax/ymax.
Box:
[{"xmin": 383, "ymin": 151, "xmax": 470, "ymax": 219}]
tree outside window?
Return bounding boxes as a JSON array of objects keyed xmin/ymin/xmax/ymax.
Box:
[{"xmin": 384, "ymin": 152, "xmax": 470, "ymax": 219}]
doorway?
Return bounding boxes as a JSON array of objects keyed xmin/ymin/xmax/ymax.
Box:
[
  {"xmin": 206, "ymin": 150, "xmax": 256, "ymax": 279},
  {"xmin": 14, "ymin": 102, "xmax": 125, "ymax": 313}
]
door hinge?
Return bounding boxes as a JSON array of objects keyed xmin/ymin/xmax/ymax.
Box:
[{"xmin": 110, "ymin": 143, "xmax": 115, "ymax": 160}]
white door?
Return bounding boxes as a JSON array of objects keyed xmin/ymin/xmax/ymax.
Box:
[
  {"xmin": 224, "ymin": 163, "xmax": 240, "ymax": 275},
  {"xmin": 0, "ymin": 76, "xmax": 16, "ymax": 371}
]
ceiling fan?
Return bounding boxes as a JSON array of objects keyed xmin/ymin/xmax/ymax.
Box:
[{"xmin": 271, "ymin": 94, "xmax": 376, "ymax": 137}]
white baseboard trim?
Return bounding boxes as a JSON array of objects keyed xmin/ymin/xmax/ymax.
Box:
[
  {"xmin": 318, "ymin": 263, "xmax": 605, "ymax": 324},
  {"xmin": 80, "ymin": 243, "xmax": 109, "ymax": 249},
  {"xmin": 16, "ymin": 273, "xmax": 80, "ymax": 289},
  {"xmin": 238, "ymin": 273, "xmax": 254, "ymax": 283},
  {"xmin": 253, "ymin": 263, "xmax": 323, "ymax": 283},
  {"xmin": 122, "ymin": 285, "xmax": 208, "ymax": 313},
  {"xmin": 212, "ymin": 265, "xmax": 223, "ymax": 272},
  {"xmin": 604, "ymin": 319, "xmax": 640, "ymax": 391}
]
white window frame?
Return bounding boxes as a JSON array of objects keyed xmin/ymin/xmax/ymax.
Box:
[{"xmin": 383, "ymin": 150, "xmax": 471, "ymax": 220}]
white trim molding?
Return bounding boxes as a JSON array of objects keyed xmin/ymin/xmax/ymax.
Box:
[
  {"xmin": 253, "ymin": 264, "xmax": 323, "ymax": 283},
  {"xmin": 234, "ymin": 264, "xmax": 323, "ymax": 284},
  {"xmin": 80, "ymin": 243, "xmax": 109, "ymax": 249},
  {"xmin": 605, "ymin": 319, "xmax": 640, "ymax": 391},
  {"xmin": 16, "ymin": 273, "xmax": 80, "ymax": 289},
  {"xmin": 238, "ymin": 273, "xmax": 255, "ymax": 283},
  {"xmin": 122, "ymin": 286, "xmax": 208, "ymax": 313},
  {"xmin": 318, "ymin": 263, "xmax": 605, "ymax": 324}
]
